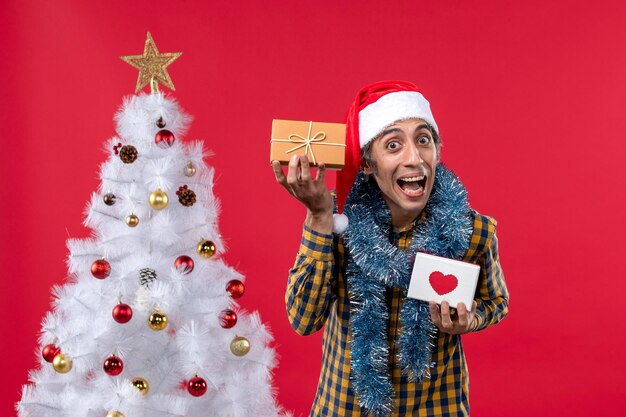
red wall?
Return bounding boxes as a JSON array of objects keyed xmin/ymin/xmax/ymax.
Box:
[{"xmin": 2, "ymin": 1, "xmax": 625, "ymax": 415}]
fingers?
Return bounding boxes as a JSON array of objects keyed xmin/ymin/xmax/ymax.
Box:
[
  {"xmin": 299, "ymin": 155, "xmax": 312, "ymax": 182},
  {"xmin": 440, "ymin": 301, "xmax": 453, "ymax": 330},
  {"xmin": 316, "ymin": 163, "xmax": 326, "ymax": 182},
  {"xmin": 430, "ymin": 301, "xmax": 475, "ymax": 335},
  {"xmin": 457, "ymin": 303, "xmax": 468, "ymax": 328},
  {"xmin": 272, "ymin": 160, "xmax": 287, "ymax": 185},
  {"xmin": 272, "ymin": 160, "xmax": 296, "ymax": 197},
  {"xmin": 286, "ymin": 154, "xmax": 301, "ymax": 187},
  {"xmin": 429, "ymin": 301, "xmax": 441, "ymax": 327}
]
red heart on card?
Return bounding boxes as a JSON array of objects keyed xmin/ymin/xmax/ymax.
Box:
[{"xmin": 429, "ymin": 271, "xmax": 458, "ymax": 295}]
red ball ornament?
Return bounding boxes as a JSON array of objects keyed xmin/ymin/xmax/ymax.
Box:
[
  {"xmin": 112, "ymin": 303, "xmax": 133, "ymax": 323},
  {"xmin": 91, "ymin": 259, "xmax": 111, "ymax": 279},
  {"xmin": 42, "ymin": 344, "xmax": 60, "ymax": 363},
  {"xmin": 226, "ymin": 280, "xmax": 245, "ymax": 299},
  {"xmin": 155, "ymin": 129, "xmax": 175, "ymax": 148},
  {"xmin": 103, "ymin": 355, "xmax": 124, "ymax": 376},
  {"xmin": 219, "ymin": 309, "xmax": 237, "ymax": 329},
  {"xmin": 187, "ymin": 376, "xmax": 207, "ymax": 397},
  {"xmin": 174, "ymin": 255, "xmax": 194, "ymax": 274}
]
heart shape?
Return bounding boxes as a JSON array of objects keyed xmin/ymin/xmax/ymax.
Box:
[{"xmin": 429, "ymin": 271, "xmax": 458, "ymax": 295}]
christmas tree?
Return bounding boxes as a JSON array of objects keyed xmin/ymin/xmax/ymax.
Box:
[{"xmin": 17, "ymin": 33, "xmax": 287, "ymax": 417}]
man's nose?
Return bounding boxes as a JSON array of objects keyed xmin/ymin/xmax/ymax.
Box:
[{"xmin": 404, "ymin": 141, "xmax": 423, "ymax": 165}]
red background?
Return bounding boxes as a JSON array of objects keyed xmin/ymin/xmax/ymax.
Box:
[{"xmin": 2, "ymin": 1, "xmax": 625, "ymax": 416}]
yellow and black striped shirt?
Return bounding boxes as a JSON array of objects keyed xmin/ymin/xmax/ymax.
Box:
[{"xmin": 286, "ymin": 210, "xmax": 509, "ymax": 416}]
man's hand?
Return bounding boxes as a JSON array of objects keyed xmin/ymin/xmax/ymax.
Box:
[
  {"xmin": 428, "ymin": 300, "xmax": 477, "ymax": 335},
  {"xmin": 272, "ymin": 154, "xmax": 334, "ymax": 233}
]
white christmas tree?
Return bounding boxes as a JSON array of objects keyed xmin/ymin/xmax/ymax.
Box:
[{"xmin": 17, "ymin": 34, "xmax": 287, "ymax": 417}]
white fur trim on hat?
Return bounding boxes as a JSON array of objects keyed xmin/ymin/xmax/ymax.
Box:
[{"xmin": 358, "ymin": 91, "xmax": 438, "ymax": 148}]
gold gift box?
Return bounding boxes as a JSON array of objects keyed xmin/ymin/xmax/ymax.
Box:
[{"xmin": 270, "ymin": 119, "xmax": 346, "ymax": 170}]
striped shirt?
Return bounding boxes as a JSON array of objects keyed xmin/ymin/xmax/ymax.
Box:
[{"xmin": 285, "ymin": 210, "xmax": 509, "ymax": 416}]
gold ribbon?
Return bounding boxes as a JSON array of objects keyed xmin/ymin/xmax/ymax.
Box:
[{"xmin": 271, "ymin": 121, "xmax": 345, "ymax": 165}]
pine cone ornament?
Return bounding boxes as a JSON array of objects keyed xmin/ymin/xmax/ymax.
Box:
[
  {"xmin": 176, "ymin": 185, "xmax": 196, "ymax": 207},
  {"xmin": 119, "ymin": 145, "xmax": 138, "ymax": 164},
  {"xmin": 139, "ymin": 268, "xmax": 157, "ymax": 288}
]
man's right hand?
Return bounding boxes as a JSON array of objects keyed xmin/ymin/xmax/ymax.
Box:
[{"xmin": 271, "ymin": 154, "xmax": 334, "ymax": 234}]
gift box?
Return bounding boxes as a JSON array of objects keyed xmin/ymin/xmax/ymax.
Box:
[
  {"xmin": 407, "ymin": 253, "xmax": 480, "ymax": 309},
  {"xmin": 270, "ymin": 119, "xmax": 346, "ymax": 169}
]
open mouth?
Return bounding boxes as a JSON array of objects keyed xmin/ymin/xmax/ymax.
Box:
[{"xmin": 397, "ymin": 175, "xmax": 427, "ymax": 196}]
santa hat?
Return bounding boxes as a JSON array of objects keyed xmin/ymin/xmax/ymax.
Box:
[{"xmin": 333, "ymin": 80, "xmax": 438, "ymax": 233}]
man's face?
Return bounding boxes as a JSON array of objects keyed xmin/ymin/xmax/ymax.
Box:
[{"xmin": 363, "ymin": 119, "xmax": 439, "ymax": 226}]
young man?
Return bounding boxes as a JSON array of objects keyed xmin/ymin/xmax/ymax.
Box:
[{"xmin": 271, "ymin": 80, "xmax": 509, "ymax": 417}]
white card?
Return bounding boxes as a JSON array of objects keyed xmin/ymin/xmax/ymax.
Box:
[{"xmin": 407, "ymin": 252, "xmax": 480, "ymax": 309}]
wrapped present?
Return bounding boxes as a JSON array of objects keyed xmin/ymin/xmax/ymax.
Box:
[
  {"xmin": 270, "ymin": 119, "xmax": 346, "ymax": 169},
  {"xmin": 407, "ymin": 253, "xmax": 480, "ymax": 309}
]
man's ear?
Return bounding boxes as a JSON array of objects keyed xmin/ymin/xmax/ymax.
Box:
[{"xmin": 362, "ymin": 160, "xmax": 374, "ymax": 175}]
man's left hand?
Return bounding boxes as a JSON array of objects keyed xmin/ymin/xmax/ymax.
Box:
[{"xmin": 428, "ymin": 300, "xmax": 477, "ymax": 335}]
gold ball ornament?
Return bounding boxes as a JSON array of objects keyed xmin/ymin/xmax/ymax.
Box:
[
  {"xmin": 149, "ymin": 189, "xmax": 169, "ymax": 210},
  {"xmin": 106, "ymin": 411, "xmax": 125, "ymax": 417},
  {"xmin": 184, "ymin": 162, "xmax": 196, "ymax": 177},
  {"xmin": 148, "ymin": 310, "xmax": 168, "ymax": 331},
  {"xmin": 125, "ymin": 214, "xmax": 139, "ymax": 227},
  {"xmin": 52, "ymin": 353, "xmax": 73, "ymax": 373},
  {"xmin": 230, "ymin": 336, "xmax": 251, "ymax": 357},
  {"xmin": 196, "ymin": 240, "xmax": 216, "ymax": 258},
  {"xmin": 131, "ymin": 377, "xmax": 150, "ymax": 395}
]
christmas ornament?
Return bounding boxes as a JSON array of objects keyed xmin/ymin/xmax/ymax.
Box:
[
  {"xmin": 155, "ymin": 129, "xmax": 175, "ymax": 148},
  {"xmin": 52, "ymin": 353, "xmax": 73, "ymax": 373},
  {"xmin": 219, "ymin": 309, "xmax": 237, "ymax": 329},
  {"xmin": 42, "ymin": 344, "xmax": 60, "ymax": 363},
  {"xmin": 120, "ymin": 32, "xmax": 182, "ymax": 93},
  {"xmin": 174, "ymin": 255, "xmax": 194, "ymax": 274},
  {"xmin": 112, "ymin": 142, "xmax": 123, "ymax": 155},
  {"xmin": 148, "ymin": 310, "xmax": 168, "ymax": 331},
  {"xmin": 125, "ymin": 213, "xmax": 139, "ymax": 227},
  {"xmin": 230, "ymin": 336, "xmax": 250, "ymax": 357},
  {"xmin": 184, "ymin": 161, "xmax": 196, "ymax": 177},
  {"xmin": 103, "ymin": 193, "xmax": 116, "ymax": 206},
  {"xmin": 196, "ymin": 240, "xmax": 216, "ymax": 258},
  {"xmin": 112, "ymin": 303, "xmax": 133, "ymax": 323},
  {"xmin": 187, "ymin": 375, "xmax": 208, "ymax": 397},
  {"xmin": 119, "ymin": 145, "xmax": 138, "ymax": 164},
  {"xmin": 103, "ymin": 355, "xmax": 124, "ymax": 376},
  {"xmin": 131, "ymin": 377, "xmax": 149, "ymax": 395},
  {"xmin": 106, "ymin": 411, "xmax": 125, "ymax": 417},
  {"xmin": 149, "ymin": 188, "xmax": 169, "ymax": 210},
  {"xmin": 139, "ymin": 268, "xmax": 157, "ymax": 288},
  {"xmin": 91, "ymin": 259, "xmax": 111, "ymax": 279},
  {"xmin": 176, "ymin": 185, "xmax": 196, "ymax": 207},
  {"xmin": 226, "ymin": 279, "xmax": 245, "ymax": 299},
  {"xmin": 156, "ymin": 116, "xmax": 166, "ymax": 128}
]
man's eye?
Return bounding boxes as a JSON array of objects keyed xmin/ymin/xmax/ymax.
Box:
[
  {"xmin": 418, "ymin": 136, "xmax": 431, "ymax": 145},
  {"xmin": 386, "ymin": 141, "xmax": 400, "ymax": 150}
]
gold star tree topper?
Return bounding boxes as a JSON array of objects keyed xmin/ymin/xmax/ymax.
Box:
[{"xmin": 121, "ymin": 32, "xmax": 182, "ymax": 93}]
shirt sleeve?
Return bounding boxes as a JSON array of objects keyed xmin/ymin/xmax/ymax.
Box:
[
  {"xmin": 285, "ymin": 225, "xmax": 337, "ymax": 336},
  {"xmin": 470, "ymin": 229, "xmax": 510, "ymax": 332}
]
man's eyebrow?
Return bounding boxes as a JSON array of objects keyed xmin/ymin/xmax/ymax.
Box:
[
  {"xmin": 380, "ymin": 124, "xmax": 433, "ymax": 137},
  {"xmin": 380, "ymin": 127, "xmax": 403, "ymax": 137},
  {"xmin": 415, "ymin": 124, "xmax": 432, "ymax": 133}
]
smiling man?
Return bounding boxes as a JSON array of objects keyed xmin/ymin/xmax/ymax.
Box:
[{"xmin": 272, "ymin": 80, "xmax": 509, "ymax": 417}]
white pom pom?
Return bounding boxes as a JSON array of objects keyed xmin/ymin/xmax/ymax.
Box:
[{"xmin": 332, "ymin": 213, "xmax": 349, "ymax": 234}]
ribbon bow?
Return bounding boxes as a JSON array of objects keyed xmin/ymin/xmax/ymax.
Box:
[{"xmin": 284, "ymin": 121, "xmax": 327, "ymax": 165}]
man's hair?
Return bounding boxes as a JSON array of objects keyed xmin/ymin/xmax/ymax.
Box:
[{"xmin": 361, "ymin": 121, "xmax": 441, "ymax": 173}]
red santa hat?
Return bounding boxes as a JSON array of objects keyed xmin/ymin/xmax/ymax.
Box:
[{"xmin": 333, "ymin": 80, "xmax": 438, "ymax": 233}]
